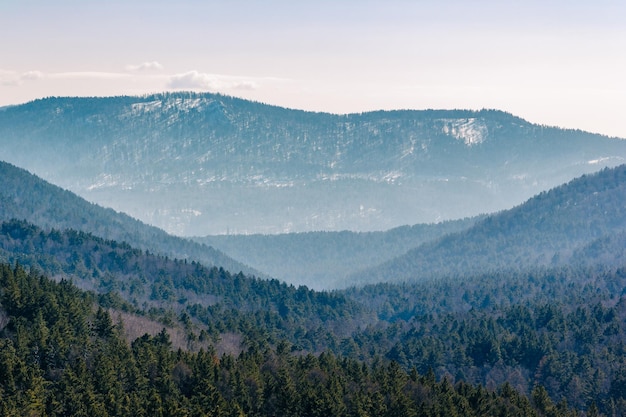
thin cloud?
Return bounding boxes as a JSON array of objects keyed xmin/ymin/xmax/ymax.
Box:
[
  {"xmin": 0, "ymin": 70, "xmax": 19, "ymax": 86},
  {"xmin": 1, "ymin": 70, "xmax": 44, "ymax": 86},
  {"xmin": 126, "ymin": 61, "xmax": 164, "ymax": 72},
  {"xmin": 168, "ymin": 70, "xmax": 257, "ymax": 91},
  {"xmin": 1, "ymin": 67, "xmax": 294, "ymax": 110},
  {"xmin": 3, "ymin": 70, "xmax": 131, "ymax": 83},
  {"xmin": 20, "ymin": 71, "xmax": 44, "ymax": 81},
  {"xmin": 49, "ymin": 71, "xmax": 130, "ymax": 80}
]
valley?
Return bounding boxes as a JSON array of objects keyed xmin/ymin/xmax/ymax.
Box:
[{"xmin": 1, "ymin": 95, "xmax": 626, "ymax": 415}]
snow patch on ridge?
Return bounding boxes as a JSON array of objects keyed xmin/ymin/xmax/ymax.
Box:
[
  {"xmin": 441, "ymin": 118, "xmax": 488, "ymax": 146},
  {"xmin": 86, "ymin": 174, "xmax": 120, "ymax": 190},
  {"xmin": 181, "ymin": 208, "xmax": 202, "ymax": 217},
  {"xmin": 129, "ymin": 97, "xmax": 213, "ymax": 115},
  {"xmin": 317, "ymin": 171, "xmax": 403, "ymax": 184},
  {"xmin": 588, "ymin": 156, "xmax": 624, "ymax": 165},
  {"xmin": 130, "ymin": 100, "xmax": 162, "ymax": 113}
]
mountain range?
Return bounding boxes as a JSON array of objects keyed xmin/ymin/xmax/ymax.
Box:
[
  {"xmin": 1, "ymin": 92, "xmax": 625, "ymax": 235},
  {"xmin": 3, "ymin": 120, "xmax": 626, "ymax": 412},
  {"xmin": 194, "ymin": 164, "xmax": 626, "ymax": 289},
  {"xmin": 2, "ymin": 148, "xmax": 626, "ymax": 292}
]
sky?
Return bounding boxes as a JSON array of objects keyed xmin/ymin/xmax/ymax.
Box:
[{"xmin": 1, "ymin": 0, "xmax": 625, "ymax": 137}]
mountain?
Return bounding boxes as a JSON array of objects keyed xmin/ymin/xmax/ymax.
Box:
[
  {"xmin": 0, "ymin": 161, "xmax": 258, "ymax": 276},
  {"xmin": 348, "ymin": 164, "xmax": 626, "ymax": 287},
  {"xmin": 195, "ymin": 217, "xmax": 480, "ymax": 290},
  {"xmin": 1, "ymin": 92, "xmax": 625, "ymax": 235}
]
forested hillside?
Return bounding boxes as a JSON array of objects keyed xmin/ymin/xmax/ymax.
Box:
[
  {"xmin": 1, "ymin": 93, "xmax": 624, "ymax": 234},
  {"xmin": 350, "ymin": 165, "xmax": 626, "ymax": 287},
  {"xmin": 0, "ymin": 219, "xmax": 366, "ymax": 353},
  {"xmin": 0, "ymin": 161, "xmax": 258, "ymax": 276},
  {"xmin": 345, "ymin": 264, "xmax": 626, "ymax": 414},
  {"xmin": 0, "ymin": 263, "xmax": 584, "ymax": 416},
  {"xmin": 195, "ymin": 217, "xmax": 479, "ymax": 289},
  {"xmin": 3, "ymin": 233, "xmax": 626, "ymax": 414},
  {"xmin": 3, "ymin": 160, "xmax": 626, "ymax": 414},
  {"xmin": 3, "ymin": 212, "xmax": 626, "ymax": 412}
]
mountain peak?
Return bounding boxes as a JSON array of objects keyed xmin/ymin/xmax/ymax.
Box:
[{"xmin": 1, "ymin": 94, "xmax": 625, "ymax": 235}]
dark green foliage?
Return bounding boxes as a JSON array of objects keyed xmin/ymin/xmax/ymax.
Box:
[
  {"xmin": 0, "ymin": 218, "xmax": 366, "ymax": 350},
  {"xmin": 345, "ymin": 265, "xmax": 626, "ymax": 414},
  {"xmin": 0, "ymin": 263, "xmax": 574, "ymax": 416}
]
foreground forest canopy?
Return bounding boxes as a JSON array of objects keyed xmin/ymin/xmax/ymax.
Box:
[
  {"xmin": 4, "ymin": 225, "xmax": 626, "ymax": 413},
  {"xmin": 0, "ymin": 263, "xmax": 586, "ymax": 416}
]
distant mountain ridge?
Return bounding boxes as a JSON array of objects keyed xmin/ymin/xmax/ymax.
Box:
[
  {"xmin": 195, "ymin": 217, "xmax": 480, "ymax": 290},
  {"xmin": 1, "ymin": 92, "xmax": 625, "ymax": 235},
  {"xmin": 348, "ymin": 164, "xmax": 626, "ymax": 287}
]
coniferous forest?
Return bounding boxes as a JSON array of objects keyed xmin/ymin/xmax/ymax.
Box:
[
  {"xmin": 2, "ymin": 106, "xmax": 626, "ymax": 415},
  {"xmin": 0, "ymin": 263, "xmax": 585, "ymax": 416}
]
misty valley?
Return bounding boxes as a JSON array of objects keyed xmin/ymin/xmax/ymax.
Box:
[{"xmin": 2, "ymin": 93, "xmax": 626, "ymax": 416}]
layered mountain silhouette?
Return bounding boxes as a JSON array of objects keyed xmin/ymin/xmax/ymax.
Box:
[
  {"xmin": 347, "ymin": 164, "xmax": 626, "ymax": 287},
  {"xmin": 0, "ymin": 161, "xmax": 258, "ymax": 276},
  {"xmin": 3, "ymin": 157, "xmax": 624, "ymax": 291},
  {"xmin": 195, "ymin": 217, "xmax": 480, "ymax": 290},
  {"xmin": 1, "ymin": 92, "xmax": 625, "ymax": 235}
]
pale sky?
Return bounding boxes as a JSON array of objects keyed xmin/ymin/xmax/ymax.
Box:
[{"xmin": 1, "ymin": 0, "xmax": 625, "ymax": 137}]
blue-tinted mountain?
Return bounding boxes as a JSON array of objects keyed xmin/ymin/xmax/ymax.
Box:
[
  {"xmin": 1, "ymin": 92, "xmax": 624, "ymax": 235},
  {"xmin": 195, "ymin": 217, "xmax": 480, "ymax": 289},
  {"xmin": 348, "ymin": 164, "xmax": 626, "ymax": 287},
  {"xmin": 0, "ymin": 161, "xmax": 258, "ymax": 276}
]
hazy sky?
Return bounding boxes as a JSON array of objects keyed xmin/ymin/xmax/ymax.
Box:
[{"xmin": 1, "ymin": 0, "xmax": 625, "ymax": 137}]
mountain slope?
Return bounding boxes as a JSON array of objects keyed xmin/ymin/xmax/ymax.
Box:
[
  {"xmin": 1, "ymin": 93, "xmax": 625, "ymax": 235},
  {"xmin": 195, "ymin": 217, "xmax": 480, "ymax": 289},
  {"xmin": 1, "ymin": 262, "xmax": 562, "ymax": 417},
  {"xmin": 0, "ymin": 218, "xmax": 361, "ymax": 324},
  {"xmin": 0, "ymin": 161, "xmax": 258, "ymax": 276},
  {"xmin": 348, "ymin": 164, "xmax": 626, "ymax": 287}
]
